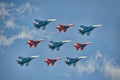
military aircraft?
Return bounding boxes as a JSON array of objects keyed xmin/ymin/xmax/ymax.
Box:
[
  {"xmin": 33, "ymin": 19, "xmax": 56, "ymax": 30},
  {"xmin": 65, "ymin": 56, "xmax": 87, "ymax": 66},
  {"xmin": 78, "ymin": 24, "xmax": 102, "ymax": 36},
  {"xmin": 48, "ymin": 40, "xmax": 71, "ymax": 51},
  {"xmin": 16, "ymin": 55, "xmax": 40, "ymax": 66},
  {"xmin": 26, "ymin": 39, "xmax": 44, "ymax": 48},
  {"xmin": 45, "ymin": 58, "xmax": 61, "ymax": 66},
  {"xmin": 74, "ymin": 42, "xmax": 92, "ymax": 51},
  {"xmin": 56, "ymin": 24, "xmax": 74, "ymax": 32}
]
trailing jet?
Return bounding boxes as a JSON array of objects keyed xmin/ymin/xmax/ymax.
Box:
[
  {"xmin": 33, "ymin": 19, "xmax": 56, "ymax": 30},
  {"xmin": 16, "ymin": 55, "xmax": 40, "ymax": 66},
  {"xmin": 26, "ymin": 39, "xmax": 44, "ymax": 48},
  {"xmin": 78, "ymin": 24, "xmax": 102, "ymax": 36},
  {"xmin": 74, "ymin": 42, "xmax": 92, "ymax": 51},
  {"xmin": 48, "ymin": 40, "xmax": 71, "ymax": 51},
  {"xmin": 65, "ymin": 56, "xmax": 87, "ymax": 66},
  {"xmin": 57, "ymin": 24, "xmax": 74, "ymax": 32},
  {"xmin": 45, "ymin": 58, "xmax": 61, "ymax": 66}
]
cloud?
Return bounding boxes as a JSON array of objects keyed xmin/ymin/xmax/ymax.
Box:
[
  {"xmin": 0, "ymin": 29, "xmax": 35, "ymax": 46},
  {"xmin": 0, "ymin": 2, "xmax": 37, "ymax": 28},
  {"xmin": 5, "ymin": 19, "xmax": 15, "ymax": 28},
  {"xmin": 75, "ymin": 50, "xmax": 102, "ymax": 74},
  {"xmin": 103, "ymin": 59, "xmax": 120, "ymax": 80},
  {"xmin": 16, "ymin": 2, "xmax": 33, "ymax": 14},
  {"xmin": 0, "ymin": 2, "xmax": 9, "ymax": 19},
  {"xmin": 0, "ymin": 28, "xmax": 54, "ymax": 47},
  {"xmin": 74, "ymin": 50, "xmax": 120, "ymax": 80}
]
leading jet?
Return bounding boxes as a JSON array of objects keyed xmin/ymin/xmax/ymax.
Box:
[
  {"xmin": 16, "ymin": 55, "xmax": 40, "ymax": 66},
  {"xmin": 45, "ymin": 58, "xmax": 61, "ymax": 66},
  {"xmin": 56, "ymin": 24, "xmax": 74, "ymax": 32},
  {"xmin": 74, "ymin": 42, "xmax": 92, "ymax": 51},
  {"xmin": 26, "ymin": 39, "xmax": 44, "ymax": 48},
  {"xmin": 48, "ymin": 40, "xmax": 71, "ymax": 51},
  {"xmin": 65, "ymin": 56, "xmax": 87, "ymax": 66},
  {"xmin": 78, "ymin": 24, "xmax": 102, "ymax": 36},
  {"xmin": 33, "ymin": 19, "xmax": 56, "ymax": 30}
]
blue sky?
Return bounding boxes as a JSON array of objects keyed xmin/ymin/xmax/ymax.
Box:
[{"xmin": 0, "ymin": 0, "xmax": 120, "ymax": 80}]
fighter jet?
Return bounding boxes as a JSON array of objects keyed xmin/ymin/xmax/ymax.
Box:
[
  {"xmin": 33, "ymin": 19, "xmax": 56, "ymax": 30},
  {"xmin": 26, "ymin": 39, "xmax": 44, "ymax": 48},
  {"xmin": 48, "ymin": 40, "xmax": 71, "ymax": 51},
  {"xmin": 78, "ymin": 24, "xmax": 102, "ymax": 36},
  {"xmin": 57, "ymin": 24, "xmax": 74, "ymax": 32},
  {"xmin": 74, "ymin": 42, "xmax": 92, "ymax": 51},
  {"xmin": 16, "ymin": 55, "xmax": 40, "ymax": 66},
  {"xmin": 65, "ymin": 56, "xmax": 87, "ymax": 66},
  {"xmin": 45, "ymin": 58, "xmax": 61, "ymax": 66}
]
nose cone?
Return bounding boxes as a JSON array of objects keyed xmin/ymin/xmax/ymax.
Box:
[
  {"xmin": 80, "ymin": 27, "xmax": 83, "ymax": 30},
  {"xmin": 74, "ymin": 43, "xmax": 80, "ymax": 46},
  {"xmin": 45, "ymin": 59, "xmax": 49, "ymax": 62},
  {"xmin": 74, "ymin": 43, "xmax": 78, "ymax": 46},
  {"xmin": 27, "ymin": 40, "xmax": 31, "ymax": 43}
]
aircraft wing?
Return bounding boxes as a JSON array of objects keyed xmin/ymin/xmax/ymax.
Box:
[
  {"xmin": 56, "ymin": 47, "xmax": 61, "ymax": 51},
  {"xmin": 42, "ymin": 26, "xmax": 47, "ymax": 30},
  {"xmin": 86, "ymin": 31, "xmax": 91, "ymax": 36},
  {"xmin": 25, "ymin": 62, "xmax": 30, "ymax": 66}
]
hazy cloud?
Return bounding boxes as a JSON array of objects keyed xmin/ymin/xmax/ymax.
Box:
[
  {"xmin": 74, "ymin": 50, "xmax": 120, "ymax": 80},
  {"xmin": 0, "ymin": 2, "xmax": 37, "ymax": 28},
  {"xmin": 76, "ymin": 50, "xmax": 102, "ymax": 74},
  {"xmin": 0, "ymin": 28, "xmax": 54, "ymax": 47},
  {"xmin": 103, "ymin": 59, "xmax": 120, "ymax": 80}
]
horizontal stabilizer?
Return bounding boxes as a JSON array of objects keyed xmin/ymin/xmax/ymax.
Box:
[
  {"xmin": 93, "ymin": 24, "xmax": 102, "ymax": 27},
  {"xmin": 78, "ymin": 56, "xmax": 87, "ymax": 59},
  {"xmin": 31, "ymin": 55, "xmax": 40, "ymax": 58},
  {"xmin": 62, "ymin": 40, "xmax": 71, "ymax": 43},
  {"xmin": 48, "ymin": 19, "xmax": 56, "ymax": 22}
]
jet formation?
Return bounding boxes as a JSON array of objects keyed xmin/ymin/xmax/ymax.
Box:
[{"xmin": 16, "ymin": 18, "xmax": 102, "ymax": 67}]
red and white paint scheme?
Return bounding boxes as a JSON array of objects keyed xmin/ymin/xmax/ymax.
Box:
[
  {"xmin": 74, "ymin": 42, "xmax": 92, "ymax": 51},
  {"xmin": 57, "ymin": 24, "xmax": 74, "ymax": 32},
  {"xmin": 26, "ymin": 39, "xmax": 44, "ymax": 48},
  {"xmin": 45, "ymin": 58, "xmax": 61, "ymax": 66}
]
